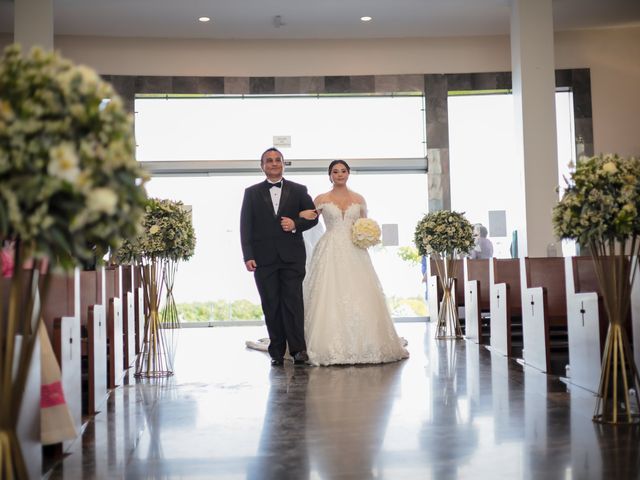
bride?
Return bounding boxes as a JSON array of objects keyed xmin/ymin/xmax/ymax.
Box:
[{"xmin": 299, "ymin": 160, "xmax": 409, "ymax": 366}]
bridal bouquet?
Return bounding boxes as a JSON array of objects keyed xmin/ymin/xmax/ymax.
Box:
[
  {"xmin": 352, "ymin": 218, "xmax": 382, "ymax": 249},
  {"xmin": 0, "ymin": 44, "xmax": 149, "ymax": 267}
]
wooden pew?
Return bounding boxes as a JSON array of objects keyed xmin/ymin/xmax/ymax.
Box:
[
  {"xmin": 464, "ymin": 258, "xmax": 491, "ymax": 344},
  {"xmin": 121, "ymin": 265, "xmax": 136, "ymax": 368},
  {"xmin": 489, "ymin": 259, "xmax": 522, "ymax": 357},
  {"xmin": 519, "ymin": 257, "xmax": 569, "ymax": 375},
  {"xmin": 566, "ymin": 255, "xmax": 637, "ymax": 393},
  {"xmin": 40, "ymin": 269, "xmax": 82, "ymax": 447},
  {"xmin": 104, "ymin": 266, "xmax": 124, "ymax": 388},
  {"xmin": 79, "ymin": 269, "xmax": 108, "ymax": 415}
]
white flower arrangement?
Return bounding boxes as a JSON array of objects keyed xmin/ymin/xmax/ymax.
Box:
[
  {"xmin": 351, "ymin": 218, "xmax": 382, "ymax": 249},
  {"xmin": 117, "ymin": 198, "xmax": 196, "ymax": 263},
  {"xmin": 552, "ymin": 153, "xmax": 640, "ymax": 244},
  {"xmin": 414, "ymin": 210, "xmax": 474, "ymax": 257},
  {"xmin": 0, "ymin": 44, "xmax": 148, "ymax": 267}
]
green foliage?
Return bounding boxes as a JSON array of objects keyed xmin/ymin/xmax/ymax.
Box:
[
  {"xmin": 553, "ymin": 154, "xmax": 640, "ymax": 244},
  {"xmin": 175, "ymin": 300, "xmax": 263, "ymax": 322},
  {"xmin": 0, "ymin": 44, "xmax": 148, "ymax": 268},
  {"xmin": 117, "ymin": 197, "xmax": 196, "ymax": 263},
  {"xmin": 387, "ymin": 296, "xmax": 428, "ymax": 317},
  {"xmin": 414, "ymin": 210, "xmax": 474, "ymax": 257},
  {"xmin": 397, "ymin": 245, "xmax": 421, "ymax": 266}
]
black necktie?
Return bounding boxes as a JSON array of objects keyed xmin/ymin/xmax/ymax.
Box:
[{"xmin": 268, "ymin": 181, "xmax": 282, "ymax": 189}]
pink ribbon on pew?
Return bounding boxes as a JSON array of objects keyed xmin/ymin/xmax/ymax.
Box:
[{"xmin": 40, "ymin": 381, "xmax": 66, "ymax": 408}]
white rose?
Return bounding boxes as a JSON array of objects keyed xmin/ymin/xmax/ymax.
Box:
[
  {"xmin": 87, "ymin": 187, "xmax": 118, "ymax": 215},
  {"xmin": 602, "ymin": 162, "xmax": 618, "ymax": 174},
  {"xmin": 48, "ymin": 143, "xmax": 81, "ymax": 184}
]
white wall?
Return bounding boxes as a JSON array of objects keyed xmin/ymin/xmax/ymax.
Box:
[{"xmin": 1, "ymin": 26, "xmax": 638, "ymax": 155}]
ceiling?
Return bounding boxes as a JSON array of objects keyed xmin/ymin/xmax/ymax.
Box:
[{"xmin": 1, "ymin": 0, "xmax": 639, "ymax": 40}]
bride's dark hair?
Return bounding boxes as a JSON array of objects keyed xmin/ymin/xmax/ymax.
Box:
[{"xmin": 328, "ymin": 160, "xmax": 351, "ymax": 177}]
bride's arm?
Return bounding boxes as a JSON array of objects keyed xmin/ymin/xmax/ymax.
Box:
[{"xmin": 299, "ymin": 194, "xmax": 325, "ymax": 220}]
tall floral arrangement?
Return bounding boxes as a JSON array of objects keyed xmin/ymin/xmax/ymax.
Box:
[
  {"xmin": 0, "ymin": 44, "xmax": 148, "ymax": 478},
  {"xmin": 553, "ymin": 153, "xmax": 640, "ymax": 424},
  {"xmin": 414, "ymin": 210, "xmax": 474, "ymax": 339},
  {"xmin": 117, "ymin": 198, "xmax": 196, "ymax": 378}
]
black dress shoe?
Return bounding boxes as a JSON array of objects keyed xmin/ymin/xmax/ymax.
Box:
[
  {"xmin": 293, "ymin": 351, "xmax": 309, "ymax": 364},
  {"xmin": 271, "ymin": 358, "xmax": 284, "ymax": 366}
]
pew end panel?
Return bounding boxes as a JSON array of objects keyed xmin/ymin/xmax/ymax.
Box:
[
  {"xmin": 108, "ymin": 297, "xmax": 124, "ymax": 389},
  {"xmin": 464, "ymin": 279, "xmax": 481, "ymax": 342},
  {"xmin": 564, "ymin": 256, "xmax": 606, "ymax": 393},
  {"xmin": 53, "ymin": 315, "xmax": 82, "ymax": 447},
  {"xmin": 124, "ymin": 292, "xmax": 136, "ymax": 368},
  {"xmin": 87, "ymin": 304, "xmax": 108, "ymax": 415},
  {"xmin": 490, "ymin": 281, "xmax": 511, "ymax": 357}
]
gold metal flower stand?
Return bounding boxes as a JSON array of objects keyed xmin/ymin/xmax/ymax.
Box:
[
  {"xmin": 135, "ymin": 262, "xmax": 174, "ymax": 378},
  {"xmin": 431, "ymin": 253, "xmax": 463, "ymax": 340},
  {"xmin": 0, "ymin": 251, "xmax": 48, "ymax": 479},
  {"xmin": 591, "ymin": 251, "xmax": 640, "ymax": 424}
]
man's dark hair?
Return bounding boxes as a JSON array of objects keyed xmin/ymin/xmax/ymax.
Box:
[{"xmin": 261, "ymin": 147, "xmax": 284, "ymax": 165}]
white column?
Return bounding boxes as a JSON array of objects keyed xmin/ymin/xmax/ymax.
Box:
[
  {"xmin": 511, "ymin": 0, "xmax": 558, "ymax": 257},
  {"xmin": 14, "ymin": 0, "xmax": 54, "ymax": 51}
]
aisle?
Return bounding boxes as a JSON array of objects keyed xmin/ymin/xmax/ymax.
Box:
[{"xmin": 46, "ymin": 323, "xmax": 640, "ymax": 479}]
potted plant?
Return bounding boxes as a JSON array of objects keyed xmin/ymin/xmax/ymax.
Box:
[
  {"xmin": 553, "ymin": 153, "xmax": 640, "ymax": 424},
  {"xmin": 0, "ymin": 44, "xmax": 148, "ymax": 477},
  {"xmin": 414, "ymin": 210, "xmax": 474, "ymax": 338},
  {"xmin": 117, "ymin": 197, "xmax": 195, "ymax": 378}
]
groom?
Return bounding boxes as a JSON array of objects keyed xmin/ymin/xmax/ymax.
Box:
[{"xmin": 240, "ymin": 147, "xmax": 318, "ymax": 366}]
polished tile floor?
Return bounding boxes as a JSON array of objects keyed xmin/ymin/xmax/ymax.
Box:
[{"xmin": 46, "ymin": 323, "xmax": 640, "ymax": 479}]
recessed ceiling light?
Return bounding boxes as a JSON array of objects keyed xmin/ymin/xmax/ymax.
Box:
[
  {"xmin": 360, "ymin": 16, "xmax": 372, "ymax": 22},
  {"xmin": 198, "ymin": 16, "xmax": 211, "ymax": 23}
]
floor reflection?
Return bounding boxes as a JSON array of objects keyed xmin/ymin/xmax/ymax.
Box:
[
  {"xmin": 247, "ymin": 365, "xmax": 310, "ymax": 480},
  {"xmin": 421, "ymin": 339, "xmax": 479, "ymax": 480},
  {"xmin": 306, "ymin": 362, "xmax": 403, "ymax": 479}
]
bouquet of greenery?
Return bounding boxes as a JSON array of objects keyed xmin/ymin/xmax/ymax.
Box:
[
  {"xmin": 553, "ymin": 153, "xmax": 640, "ymax": 424},
  {"xmin": 414, "ymin": 210, "xmax": 474, "ymax": 257},
  {"xmin": 116, "ymin": 198, "xmax": 196, "ymax": 263},
  {"xmin": 0, "ymin": 44, "xmax": 148, "ymax": 268},
  {"xmin": 552, "ymin": 153, "xmax": 640, "ymax": 245},
  {"xmin": 351, "ymin": 218, "xmax": 382, "ymax": 249}
]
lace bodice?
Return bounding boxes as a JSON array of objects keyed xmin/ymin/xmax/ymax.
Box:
[{"xmin": 318, "ymin": 202, "xmax": 364, "ymax": 231}]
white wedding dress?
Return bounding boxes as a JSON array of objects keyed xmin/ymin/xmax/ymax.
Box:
[{"xmin": 304, "ymin": 202, "xmax": 409, "ymax": 366}]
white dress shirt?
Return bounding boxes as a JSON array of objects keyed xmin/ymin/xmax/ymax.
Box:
[{"xmin": 268, "ymin": 179, "xmax": 282, "ymax": 215}]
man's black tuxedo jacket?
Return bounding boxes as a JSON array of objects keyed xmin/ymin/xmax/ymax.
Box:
[{"xmin": 240, "ymin": 179, "xmax": 318, "ymax": 266}]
